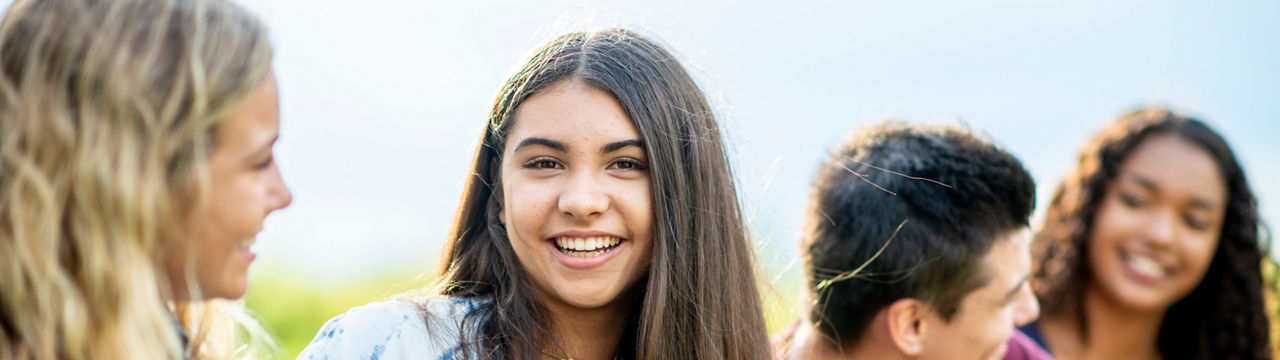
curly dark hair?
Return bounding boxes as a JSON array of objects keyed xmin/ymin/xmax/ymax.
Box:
[{"xmin": 1031, "ymin": 107, "xmax": 1277, "ymax": 359}]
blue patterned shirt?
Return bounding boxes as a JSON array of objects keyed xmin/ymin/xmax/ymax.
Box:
[{"xmin": 298, "ymin": 297, "xmax": 485, "ymax": 360}]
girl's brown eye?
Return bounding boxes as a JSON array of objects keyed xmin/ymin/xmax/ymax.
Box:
[
  {"xmin": 1183, "ymin": 214, "xmax": 1210, "ymax": 231},
  {"xmin": 523, "ymin": 157, "xmax": 562, "ymax": 169},
  {"xmin": 1119, "ymin": 193, "xmax": 1146, "ymax": 208},
  {"xmin": 611, "ymin": 158, "xmax": 647, "ymax": 170}
]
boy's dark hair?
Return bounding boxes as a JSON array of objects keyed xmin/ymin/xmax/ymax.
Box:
[{"xmin": 802, "ymin": 122, "xmax": 1035, "ymax": 348}]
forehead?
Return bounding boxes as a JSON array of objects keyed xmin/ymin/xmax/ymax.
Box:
[
  {"xmin": 506, "ymin": 80, "xmax": 637, "ymax": 147},
  {"xmin": 218, "ymin": 74, "xmax": 279, "ymax": 146},
  {"xmin": 1116, "ymin": 134, "xmax": 1225, "ymax": 204},
  {"xmin": 967, "ymin": 229, "xmax": 1031, "ymax": 298}
]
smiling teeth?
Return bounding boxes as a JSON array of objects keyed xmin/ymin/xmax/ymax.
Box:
[
  {"xmin": 554, "ymin": 236, "xmax": 621, "ymax": 253},
  {"xmin": 1127, "ymin": 254, "xmax": 1167, "ymax": 278}
]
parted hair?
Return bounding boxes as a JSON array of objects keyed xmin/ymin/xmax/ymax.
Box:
[{"xmin": 429, "ymin": 29, "xmax": 771, "ymax": 359}]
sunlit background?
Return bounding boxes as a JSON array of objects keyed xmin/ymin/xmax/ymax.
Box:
[
  {"xmin": 232, "ymin": 1, "xmax": 1280, "ymax": 355},
  {"xmin": 8, "ymin": 0, "xmax": 1279, "ymax": 356}
]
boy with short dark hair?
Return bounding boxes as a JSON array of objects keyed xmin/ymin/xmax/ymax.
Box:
[{"xmin": 774, "ymin": 122, "xmax": 1044, "ymax": 360}]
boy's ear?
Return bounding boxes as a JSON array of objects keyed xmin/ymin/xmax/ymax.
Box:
[{"xmin": 885, "ymin": 298, "xmax": 927, "ymax": 356}]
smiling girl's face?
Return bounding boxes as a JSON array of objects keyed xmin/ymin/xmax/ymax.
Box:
[
  {"xmin": 499, "ymin": 79, "xmax": 654, "ymax": 311},
  {"xmin": 169, "ymin": 72, "xmax": 293, "ymax": 300},
  {"xmin": 1086, "ymin": 134, "xmax": 1226, "ymax": 312}
]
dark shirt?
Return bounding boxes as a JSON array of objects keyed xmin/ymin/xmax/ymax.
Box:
[
  {"xmin": 1017, "ymin": 321, "xmax": 1051, "ymax": 353},
  {"xmin": 1005, "ymin": 321, "xmax": 1053, "ymax": 360}
]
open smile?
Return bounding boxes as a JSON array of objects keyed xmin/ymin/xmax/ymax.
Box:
[
  {"xmin": 1119, "ymin": 249, "xmax": 1172, "ymax": 284},
  {"xmin": 546, "ymin": 232, "xmax": 628, "ymax": 269},
  {"xmin": 554, "ymin": 235, "xmax": 623, "ymax": 258}
]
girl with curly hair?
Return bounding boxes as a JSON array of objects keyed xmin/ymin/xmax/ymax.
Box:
[{"xmin": 1022, "ymin": 107, "xmax": 1277, "ymax": 359}]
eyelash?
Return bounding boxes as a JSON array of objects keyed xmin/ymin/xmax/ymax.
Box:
[
  {"xmin": 1184, "ymin": 214, "xmax": 1209, "ymax": 230},
  {"xmin": 1121, "ymin": 191, "xmax": 1213, "ymax": 231},
  {"xmin": 254, "ymin": 155, "xmax": 274, "ymax": 170},
  {"xmin": 1119, "ymin": 192, "xmax": 1146, "ymax": 208},
  {"xmin": 610, "ymin": 157, "xmax": 647, "ymax": 171},
  {"xmin": 523, "ymin": 157, "xmax": 562, "ymax": 169},
  {"xmin": 520, "ymin": 157, "xmax": 647, "ymax": 171}
]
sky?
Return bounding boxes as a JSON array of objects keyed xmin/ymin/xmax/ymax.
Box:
[{"xmin": 12, "ymin": 0, "xmax": 1276, "ymax": 286}]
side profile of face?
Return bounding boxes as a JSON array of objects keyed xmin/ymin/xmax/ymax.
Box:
[
  {"xmin": 169, "ymin": 72, "xmax": 293, "ymax": 300},
  {"xmin": 1086, "ymin": 134, "xmax": 1225, "ymax": 312},
  {"xmin": 499, "ymin": 79, "xmax": 655, "ymax": 311},
  {"xmin": 916, "ymin": 229, "xmax": 1039, "ymax": 360}
]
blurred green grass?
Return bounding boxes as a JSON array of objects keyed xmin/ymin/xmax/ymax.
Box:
[{"xmin": 245, "ymin": 266, "xmax": 432, "ymax": 358}]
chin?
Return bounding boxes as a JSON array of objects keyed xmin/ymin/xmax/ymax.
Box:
[
  {"xmin": 559, "ymin": 289, "xmax": 618, "ymax": 309},
  {"xmin": 553, "ymin": 281, "xmax": 628, "ymax": 309},
  {"xmin": 1099, "ymin": 282, "xmax": 1173, "ymax": 311},
  {"xmin": 207, "ymin": 270, "xmax": 251, "ymax": 300},
  {"xmin": 212, "ymin": 281, "xmax": 250, "ymax": 300}
]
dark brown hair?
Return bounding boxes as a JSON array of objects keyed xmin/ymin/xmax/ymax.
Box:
[
  {"xmin": 429, "ymin": 29, "xmax": 770, "ymax": 359},
  {"xmin": 802, "ymin": 122, "xmax": 1036, "ymax": 348},
  {"xmin": 1032, "ymin": 107, "xmax": 1276, "ymax": 359}
]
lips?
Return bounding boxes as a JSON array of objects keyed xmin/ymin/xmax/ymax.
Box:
[
  {"xmin": 1120, "ymin": 250, "xmax": 1171, "ymax": 282},
  {"xmin": 237, "ymin": 237, "xmax": 258, "ymax": 262},
  {"xmin": 553, "ymin": 236, "xmax": 622, "ymax": 258}
]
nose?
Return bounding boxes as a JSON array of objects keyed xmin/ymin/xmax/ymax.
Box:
[
  {"xmin": 558, "ymin": 172, "xmax": 608, "ymax": 222},
  {"xmin": 1012, "ymin": 282, "xmax": 1040, "ymax": 327},
  {"xmin": 1142, "ymin": 207, "xmax": 1177, "ymax": 249},
  {"xmin": 268, "ymin": 164, "xmax": 293, "ymax": 211}
]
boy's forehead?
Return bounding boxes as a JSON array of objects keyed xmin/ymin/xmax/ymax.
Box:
[{"xmin": 971, "ymin": 228, "xmax": 1032, "ymax": 298}]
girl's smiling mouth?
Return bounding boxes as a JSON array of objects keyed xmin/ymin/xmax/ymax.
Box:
[{"xmin": 554, "ymin": 235, "xmax": 623, "ymax": 258}]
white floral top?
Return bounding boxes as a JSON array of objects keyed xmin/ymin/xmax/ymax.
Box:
[{"xmin": 297, "ymin": 297, "xmax": 485, "ymax": 360}]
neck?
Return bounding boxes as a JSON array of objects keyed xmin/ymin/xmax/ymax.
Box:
[
  {"xmin": 1042, "ymin": 287, "xmax": 1165, "ymax": 360},
  {"xmin": 792, "ymin": 324, "xmax": 905, "ymax": 360},
  {"xmin": 541, "ymin": 299, "xmax": 629, "ymax": 360}
]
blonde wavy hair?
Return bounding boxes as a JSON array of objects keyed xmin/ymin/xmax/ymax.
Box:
[{"xmin": 0, "ymin": 0, "xmax": 278, "ymax": 358}]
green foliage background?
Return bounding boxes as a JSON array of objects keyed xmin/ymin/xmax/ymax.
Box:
[{"xmin": 244, "ymin": 266, "xmax": 432, "ymax": 358}]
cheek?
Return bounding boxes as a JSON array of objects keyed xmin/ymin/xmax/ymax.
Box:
[
  {"xmin": 501, "ymin": 177, "xmax": 556, "ymax": 240},
  {"xmin": 1181, "ymin": 234, "xmax": 1220, "ymax": 276},
  {"xmin": 207, "ymin": 177, "xmax": 270, "ymax": 239},
  {"xmin": 619, "ymin": 181, "xmax": 653, "ymax": 245},
  {"xmin": 1087, "ymin": 200, "xmax": 1133, "ymax": 267}
]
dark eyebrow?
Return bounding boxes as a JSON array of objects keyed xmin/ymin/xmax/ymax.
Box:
[
  {"xmin": 1188, "ymin": 197, "xmax": 1216, "ymax": 210},
  {"xmin": 602, "ymin": 139, "xmax": 643, "ymax": 154},
  {"xmin": 1003, "ymin": 275, "xmax": 1030, "ymax": 303},
  {"xmin": 1126, "ymin": 172, "xmax": 1158, "ymax": 192},
  {"xmin": 514, "ymin": 137, "xmax": 566, "ymax": 153}
]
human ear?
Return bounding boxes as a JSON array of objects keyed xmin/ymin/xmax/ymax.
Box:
[{"xmin": 885, "ymin": 298, "xmax": 927, "ymax": 356}]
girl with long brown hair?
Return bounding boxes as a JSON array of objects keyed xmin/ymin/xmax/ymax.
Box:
[
  {"xmin": 0, "ymin": 0, "xmax": 291, "ymax": 358},
  {"xmin": 1022, "ymin": 107, "xmax": 1276, "ymax": 359},
  {"xmin": 300, "ymin": 29, "xmax": 771, "ymax": 359}
]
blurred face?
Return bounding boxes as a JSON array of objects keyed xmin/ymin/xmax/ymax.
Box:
[
  {"xmin": 1087, "ymin": 134, "xmax": 1225, "ymax": 311},
  {"xmin": 918, "ymin": 229, "xmax": 1039, "ymax": 360},
  {"xmin": 169, "ymin": 72, "xmax": 293, "ymax": 300},
  {"xmin": 499, "ymin": 79, "xmax": 654, "ymax": 311}
]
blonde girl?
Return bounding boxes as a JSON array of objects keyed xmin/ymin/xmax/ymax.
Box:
[{"xmin": 0, "ymin": 0, "xmax": 291, "ymax": 358}]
